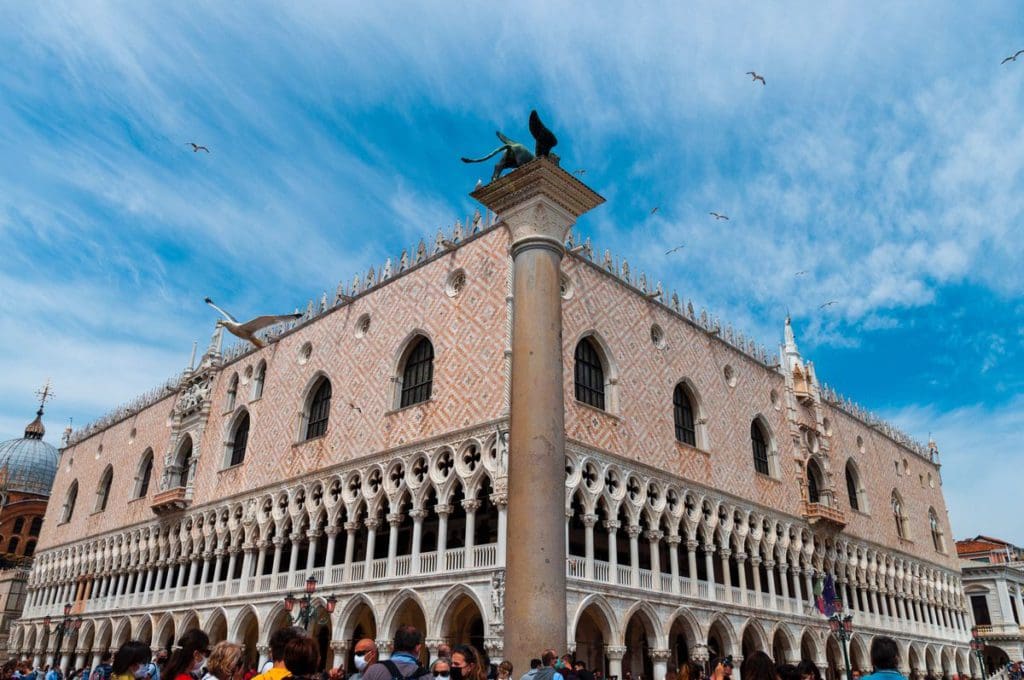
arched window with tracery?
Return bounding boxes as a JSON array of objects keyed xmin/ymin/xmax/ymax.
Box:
[
  {"xmin": 95, "ymin": 465, "xmax": 113, "ymax": 512},
  {"xmin": 229, "ymin": 411, "xmax": 251, "ymax": 466},
  {"xmin": 845, "ymin": 461, "xmax": 862, "ymax": 511},
  {"xmin": 673, "ymin": 383, "xmax": 696, "ymax": 446},
  {"xmin": 574, "ymin": 338, "xmax": 606, "ymax": 410},
  {"xmin": 806, "ymin": 458, "xmax": 823, "ymax": 503},
  {"xmin": 891, "ymin": 491, "xmax": 907, "ymax": 539},
  {"xmin": 226, "ymin": 373, "xmax": 238, "ymax": 411},
  {"xmin": 305, "ymin": 378, "xmax": 332, "ymax": 439},
  {"xmin": 177, "ymin": 436, "xmax": 193, "ymax": 488},
  {"xmin": 751, "ymin": 420, "xmax": 770, "ymax": 475},
  {"xmin": 252, "ymin": 360, "xmax": 267, "ymax": 400},
  {"xmin": 61, "ymin": 481, "xmax": 78, "ymax": 523},
  {"xmin": 929, "ymin": 508, "xmax": 945, "ymax": 552},
  {"xmin": 135, "ymin": 449, "xmax": 154, "ymax": 499},
  {"xmin": 399, "ymin": 337, "xmax": 434, "ymax": 408}
]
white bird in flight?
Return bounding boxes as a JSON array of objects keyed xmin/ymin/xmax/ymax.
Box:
[
  {"xmin": 665, "ymin": 244, "xmax": 685, "ymax": 255},
  {"xmin": 710, "ymin": 212, "xmax": 729, "ymax": 221},
  {"xmin": 746, "ymin": 71, "xmax": 766, "ymax": 85},
  {"xmin": 204, "ymin": 297, "xmax": 302, "ymax": 348},
  {"xmin": 187, "ymin": 142, "xmax": 210, "ymax": 153}
]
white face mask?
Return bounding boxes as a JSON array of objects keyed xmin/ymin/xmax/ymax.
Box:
[
  {"xmin": 353, "ymin": 655, "xmax": 369, "ymax": 672},
  {"xmin": 134, "ymin": 667, "xmax": 148, "ymax": 679},
  {"xmin": 194, "ymin": 657, "xmax": 207, "ymax": 674}
]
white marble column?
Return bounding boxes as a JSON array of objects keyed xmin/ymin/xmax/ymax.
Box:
[
  {"xmin": 606, "ymin": 521, "xmax": 620, "ymax": 576},
  {"xmin": 386, "ymin": 514, "xmax": 402, "ymax": 576},
  {"xmin": 305, "ymin": 531, "xmax": 321, "ymax": 573},
  {"xmin": 342, "ymin": 521, "xmax": 358, "ymax": 582},
  {"xmin": 409, "ymin": 511, "xmax": 424, "ymax": 575},
  {"xmin": 463, "ymin": 500, "xmax": 480, "ymax": 553},
  {"xmin": 720, "ymin": 548, "xmax": 733, "ymax": 589},
  {"xmin": 628, "ymin": 525, "xmax": 641, "ymax": 587},
  {"xmin": 583, "ymin": 514, "xmax": 597, "ymax": 580},
  {"xmin": 667, "ymin": 535, "xmax": 681, "ymax": 594},
  {"xmin": 648, "ymin": 530, "xmax": 663, "ymax": 591},
  {"xmin": 287, "ymin": 533, "xmax": 302, "ymax": 574},
  {"xmin": 363, "ymin": 518, "xmax": 379, "ymax": 574}
]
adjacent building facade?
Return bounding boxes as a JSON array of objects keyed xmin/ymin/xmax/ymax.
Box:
[
  {"xmin": 9, "ymin": 172, "xmax": 974, "ymax": 680},
  {"xmin": 0, "ymin": 405, "xmax": 60, "ymax": 653},
  {"xmin": 957, "ymin": 536, "xmax": 1024, "ymax": 669}
]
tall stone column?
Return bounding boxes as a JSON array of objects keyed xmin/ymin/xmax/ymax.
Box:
[{"xmin": 471, "ymin": 157, "xmax": 603, "ymax": 671}]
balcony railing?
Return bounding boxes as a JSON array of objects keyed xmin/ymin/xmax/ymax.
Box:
[
  {"xmin": 150, "ymin": 487, "xmax": 190, "ymax": 515},
  {"xmin": 801, "ymin": 501, "xmax": 847, "ymax": 529},
  {"xmin": 23, "ymin": 543, "xmax": 500, "ymax": 620}
]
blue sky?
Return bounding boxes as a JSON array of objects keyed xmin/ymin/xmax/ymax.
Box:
[{"xmin": 1, "ymin": 3, "xmax": 1021, "ymax": 543}]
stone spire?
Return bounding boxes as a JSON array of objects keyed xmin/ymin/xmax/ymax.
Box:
[{"xmin": 784, "ymin": 314, "xmax": 801, "ymax": 362}]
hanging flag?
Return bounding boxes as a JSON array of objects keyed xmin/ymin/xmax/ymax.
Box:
[
  {"xmin": 813, "ymin": 573, "xmax": 825, "ymax": 615},
  {"xmin": 823, "ymin": 573, "xmax": 838, "ymax": 617}
]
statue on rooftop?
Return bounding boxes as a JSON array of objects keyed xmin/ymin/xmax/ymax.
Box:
[{"xmin": 461, "ymin": 110, "xmax": 558, "ymax": 182}]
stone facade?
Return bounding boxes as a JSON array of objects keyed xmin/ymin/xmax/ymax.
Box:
[{"xmin": 10, "ymin": 196, "xmax": 971, "ymax": 680}]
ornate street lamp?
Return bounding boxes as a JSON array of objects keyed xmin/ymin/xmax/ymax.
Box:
[
  {"xmin": 969, "ymin": 627, "xmax": 986, "ymax": 679},
  {"xmin": 283, "ymin": 576, "xmax": 338, "ymax": 629},
  {"xmin": 828, "ymin": 598, "xmax": 854, "ymax": 680},
  {"xmin": 44, "ymin": 604, "xmax": 83, "ymax": 669}
]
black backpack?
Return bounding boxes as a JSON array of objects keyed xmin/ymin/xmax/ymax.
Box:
[{"xmin": 379, "ymin": 661, "xmax": 430, "ymax": 680}]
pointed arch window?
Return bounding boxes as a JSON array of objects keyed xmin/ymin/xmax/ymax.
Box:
[
  {"xmin": 400, "ymin": 337, "xmax": 434, "ymax": 407},
  {"xmin": 252, "ymin": 360, "xmax": 267, "ymax": 400},
  {"xmin": 891, "ymin": 491, "xmax": 907, "ymax": 539},
  {"xmin": 845, "ymin": 462, "xmax": 860, "ymax": 511},
  {"xmin": 751, "ymin": 421, "xmax": 770, "ymax": 475},
  {"xmin": 177, "ymin": 436, "xmax": 193, "ymax": 488},
  {"xmin": 136, "ymin": 450, "xmax": 154, "ymax": 499},
  {"xmin": 61, "ymin": 481, "xmax": 78, "ymax": 523},
  {"xmin": 806, "ymin": 459, "xmax": 822, "ymax": 503},
  {"xmin": 929, "ymin": 508, "xmax": 945, "ymax": 552},
  {"xmin": 95, "ymin": 466, "xmax": 113, "ymax": 512},
  {"xmin": 673, "ymin": 384, "xmax": 696, "ymax": 446},
  {"xmin": 226, "ymin": 373, "xmax": 239, "ymax": 411},
  {"xmin": 305, "ymin": 378, "xmax": 332, "ymax": 439},
  {"xmin": 574, "ymin": 338, "xmax": 606, "ymax": 410},
  {"xmin": 229, "ymin": 411, "xmax": 251, "ymax": 466}
]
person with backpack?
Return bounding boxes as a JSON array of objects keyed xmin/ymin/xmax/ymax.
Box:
[
  {"xmin": 362, "ymin": 627, "xmax": 429, "ymax": 680},
  {"xmin": 93, "ymin": 654, "xmax": 114, "ymax": 680}
]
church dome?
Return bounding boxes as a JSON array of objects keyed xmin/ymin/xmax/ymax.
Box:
[{"xmin": 0, "ymin": 408, "xmax": 60, "ymax": 498}]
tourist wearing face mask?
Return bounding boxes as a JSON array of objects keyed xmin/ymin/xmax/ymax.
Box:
[
  {"xmin": 450, "ymin": 645, "xmax": 487, "ymax": 680},
  {"xmin": 349, "ymin": 640, "xmax": 378, "ymax": 680},
  {"xmin": 111, "ymin": 641, "xmax": 153, "ymax": 680},
  {"xmin": 163, "ymin": 630, "xmax": 211, "ymax": 680},
  {"xmin": 255, "ymin": 628, "xmax": 306, "ymax": 680}
]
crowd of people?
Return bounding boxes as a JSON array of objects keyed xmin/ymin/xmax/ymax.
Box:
[{"xmin": 0, "ymin": 631, "xmax": 993, "ymax": 680}]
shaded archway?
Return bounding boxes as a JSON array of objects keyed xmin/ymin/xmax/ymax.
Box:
[
  {"xmin": 772, "ymin": 625, "xmax": 796, "ymax": 665},
  {"xmin": 442, "ymin": 593, "xmax": 484, "ymax": 653},
  {"xmin": 799, "ymin": 630, "xmax": 819, "ymax": 664},
  {"xmin": 135, "ymin": 617, "xmax": 153, "ymax": 647},
  {"xmin": 740, "ymin": 620, "xmax": 767, "ymax": 659},
  {"xmin": 981, "ymin": 645, "xmax": 1010, "ymax": 676},
  {"xmin": 112, "ymin": 617, "xmax": 132, "ymax": 648},
  {"xmin": 205, "ymin": 609, "xmax": 228, "ymax": 645},
  {"xmin": 825, "ymin": 636, "xmax": 841, "ymax": 680},
  {"xmin": 308, "ymin": 598, "xmax": 334, "ymax": 671},
  {"xmin": 848, "ymin": 635, "xmax": 868, "ymax": 674},
  {"xmin": 574, "ymin": 598, "xmax": 615, "ymax": 677},
  {"xmin": 232, "ymin": 607, "xmax": 260, "ymax": 671},
  {"xmin": 623, "ymin": 606, "xmax": 658, "ymax": 680},
  {"xmin": 153, "ymin": 614, "xmax": 174, "ymax": 654},
  {"xmin": 908, "ymin": 645, "xmax": 923, "ymax": 678},
  {"xmin": 383, "ymin": 592, "xmax": 429, "ymax": 665},
  {"xmin": 666, "ymin": 609, "xmax": 699, "ymax": 673},
  {"xmin": 707, "ymin": 616, "xmax": 736, "ymax": 662},
  {"xmin": 339, "ymin": 596, "xmax": 377, "ymax": 676}
]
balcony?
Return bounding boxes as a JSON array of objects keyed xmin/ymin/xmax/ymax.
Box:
[
  {"xmin": 150, "ymin": 487, "xmax": 191, "ymax": 515},
  {"xmin": 802, "ymin": 501, "xmax": 847, "ymax": 530}
]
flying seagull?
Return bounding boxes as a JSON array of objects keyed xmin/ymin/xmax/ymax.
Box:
[
  {"xmin": 1001, "ymin": 50, "xmax": 1024, "ymax": 64},
  {"xmin": 746, "ymin": 71, "xmax": 766, "ymax": 85},
  {"xmin": 665, "ymin": 244, "xmax": 685, "ymax": 255},
  {"xmin": 819, "ymin": 300, "xmax": 838, "ymax": 309},
  {"xmin": 650, "ymin": 207, "xmax": 660, "ymax": 215},
  {"xmin": 187, "ymin": 142, "xmax": 210, "ymax": 153},
  {"xmin": 710, "ymin": 212, "xmax": 729, "ymax": 221},
  {"xmin": 795, "ymin": 270, "xmax": 808, "ymax": 277},
  {"xmin": 573, "ymin": 169, "xmax": 587, "ymax": 176},
  {"xmin": 204, "ymin": 297, "xmax": 302, "ymax": 348}
]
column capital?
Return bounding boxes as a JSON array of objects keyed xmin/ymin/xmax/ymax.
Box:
[
  {"xmin": 364, "ymin": 518, "xmax": 380, "ymax": 531},
  {"xmin": 344, "ymin": 521, "xmax": 360, "ymax": 532},
  {"xmin": 462, "ymin": 499, "xmax": 481, "ymax": 513},
  {"xmin": 409, "ymin": 509, "xmax": 428, "ymax": 521},
  {"xmin": 604, "ymin": 645, "xmax": 627, "ymax": 661},
  {"xmin": 256, "ymin": 644, "xmax": 270, "ymax": 657},
  {"xmin": 735, "ymin": 552, "xmax": 748, "ymax": 563},
  {"xmin": 665, "ymin": 535, "xmax": 682, "ymax": 546},
  {"xmin": 626, "ymin": 524, "xmax": 642, "ymax": 539},
  {"xmin": 386, "ymin": 513, "xmax": 405, "ymax": 526},
  {"xmin": 272, "ymin": 537, "xmax": 285, "ymax": 548},
  {"xmin": 489, "ymin": 492, "xmax": 509, "ymax": 508},
  {"xmin": 582, "ymin": 513, "xmax": 599, "ymax": 528},
  {"xmin": 645, "ymin": 530, "xmax": 664, "ymax": 543},
  {"xmin": 330, "ymin": 641, "xmax": 348, "ymax": 654},
  {"xmin": 306, "ymin": 530, "xmax": 323, "ymax": 540},
  {"xmin": 750, "ymin": 556, "xmax": 762, "ymax": 566},
  {"xmin": 435, "ymin": 504, "xmax": 453, "ymax": 517},
  {"xmin": 686, "ymin": 539, "xmax": 699, "ymax": 551},
  {"xmin": 719, "ymin": 548, "xmax": 732, "ymax": 559},
  {"xmin": 650, "ymin": 649, "xmax": 672, "ymax": 663},
  {"xmin": 603, "ymin": 520, "xmax": 620, "ymax": 532},
  {"xmin": 325, "ymin": 526, "xmax": 341, "ymax": 538}
]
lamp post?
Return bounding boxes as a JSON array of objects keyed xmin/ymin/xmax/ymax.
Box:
[
  {"xmin": 283, "ymin": 576, "xmax": 337, "ymax": 629},
  {"xmin": 969, "ymin": 627, "xmax": 986, "ymax": 679},
  {"xmin": 828, "ymin": 597, "xmax": 854, "ymax": 680},
  {"xmin": 43, "ymin": 603, "xmax": 83, "ymax": 671}
]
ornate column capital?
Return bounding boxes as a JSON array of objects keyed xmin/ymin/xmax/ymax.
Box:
[
  {"xmin": 582, "ymin": 513, "xmax": 599, "ymax": 528},
  {"xmin": 330, "ymin": 641, "xmax": 348, "ymax": 654},
  {"xmin": 325, "ymin": 526, "xmax": 341, "ymax": 538},
  {"xmin": 603, "ymin": 520, "xmax": 620, "ymax": 532},
  {"xmin": 489, "ymin": 492, "xmax": 508, "ymax": 508},
  {"xmin": 435, "ymin": 504, "xmax": 453, "ymax": 517},
  {"xmin": 604, "ymin": 645, "xmax": 627, "ymax": 661},
  {"xmin": 344, "ymin": 521, "xmax": 360, "ymax": 532},
  {"xmin": 462, "ymin": 500, "xmax": 481, "ymax": 513},
  {"xmin": 719, "ymin": 548, "xmax": 732, "ymax": 559},
  {"xmin": 626, "ymin": 525, "xmax": 642, "ymax": 539},
  {"xmin": 256, "ymin": 644, "xmax": 270, "ymax": 657},
  {"xmin": 306, "ymin": 530, "xmax": 323, "ymax": 540},
  {"xmin": 409, "ymin": 509, "xmax": 428, "ymax": 521},
  {"xmin": 386, "ymin": 513, "xmax": 404, "ymax": 527},
  {"xmin": 364, "ymin": 518, "xmax": 380, "ymax": 531},
  {"xmin": 650, "ymin": 649, "xmax": 672, "ymax": 663},
  {"xmin": 645, "ymin": 530, "xmax": 664, "ymax": 543},
  {"xmin": 665, "ymin": 535, "xmax": 682, "ymax": 546},
  {"xmin": 686, "ymin": 539, "xmax": 699, "ymax": 551}
]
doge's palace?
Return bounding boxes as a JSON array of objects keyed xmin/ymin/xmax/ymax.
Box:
[{"xmin": 10, "ymin": 161, "xmax": 974, "ymax": 680}]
